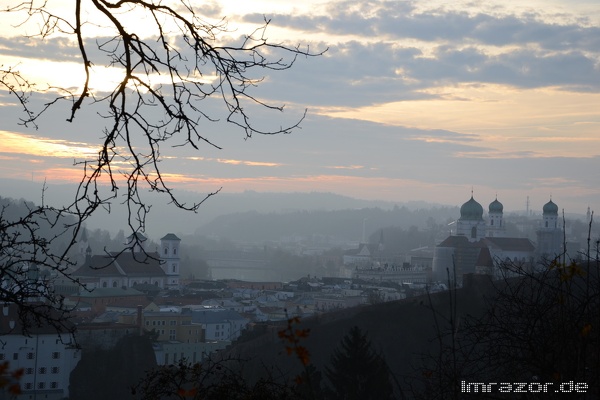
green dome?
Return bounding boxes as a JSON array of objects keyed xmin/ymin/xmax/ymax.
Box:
[
  {"xmin": 543, "ymin": 199, "xmax": 558, "ymax": 215},
  {"xmin": 489, "ymin": 199, "xmax": 503, "ymax": 213},
  {"xmin": 460, "ymin": 196, "xmax": 484, "ymax": 220}
]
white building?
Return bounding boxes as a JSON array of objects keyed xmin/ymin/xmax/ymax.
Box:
[
  {"xmin": 72, "ymin": 233, "xmax": 181, "ymax": 290},
  {"xmin": 0, "ymin": 304, "xmax": 80, "ymax": 400}
]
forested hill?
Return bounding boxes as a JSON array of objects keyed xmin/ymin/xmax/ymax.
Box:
[
  {"xmin": 0, "ymin": 179, "xmax": 458, "ymax": 240},
  {"xmin": 0, "ymin": 195, "xmax": 78, "ymax": 257},
  {"xmin": 200, "ymin": 205, "xmax": 459, "ymax": 244}
]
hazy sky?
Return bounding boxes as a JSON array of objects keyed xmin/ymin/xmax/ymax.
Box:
[{"xmin": 1, "ymin": 0, "xmax": 599, "ymax": 216}]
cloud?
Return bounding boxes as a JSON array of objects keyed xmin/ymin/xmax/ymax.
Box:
[
  {"xmin": 239, "ymin": 0, "xmax": 600, "ymax": 110},
  {"xmin": 326, "ymin": 165, "xmax": 365, "ymax": 170},
  {"xmin": 215, "ymin": 158, "xmax": 283, "ymax": 167},
  {"xmin": 0, "ymin": 130, "xmax": 97, "ymax": 159}
]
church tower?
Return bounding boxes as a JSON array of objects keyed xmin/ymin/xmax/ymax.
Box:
[
  {"xmin": 457, "ymin": 195, "xmax": 486, "ymax": 242},
  {"xmin": 536, "ymin": 199, "xmax": 562, "ymax": 260},
  {"xmin": 78, "ymin": 227, "xmax": 88, "ymax": 257},
  {"xmin": 160, "ymin": 233, "xmax": 181, "ymax": 290},
  {"xmin": 487, "ymin": 197, "xmax": 505, "ymax": 237}
]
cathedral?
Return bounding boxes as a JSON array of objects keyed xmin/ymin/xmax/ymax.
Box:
[{"xmin": 432, "ymin": 195, "xmax": 562, "ymax": 283}]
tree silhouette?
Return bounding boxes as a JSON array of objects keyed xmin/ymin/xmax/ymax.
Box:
[
  {"xmin": 132, "ymin": 357, "xmax": 305, "ymax": 400},
  {"xmin": 415, "ymin": 223, "xmax": 600, "ymax": 399},
  {"xmin": 325, "ymin": 326, "xmax": 394, "ymax": 400}
]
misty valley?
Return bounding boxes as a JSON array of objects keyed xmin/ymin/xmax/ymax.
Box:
[{"xmin": 1, "ymin": 192, "xmax": 599, "ymax": 399}]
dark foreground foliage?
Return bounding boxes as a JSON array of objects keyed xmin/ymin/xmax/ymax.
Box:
[
  {"xmin": 413, "ymin": 256, "xmax": 600, "ymax": 399},
  {"xmin": 325, "ymin": 326, "xmax": 394, "ymax": 400}
]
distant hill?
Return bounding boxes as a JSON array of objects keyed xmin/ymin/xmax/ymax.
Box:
[
  {"xmin": 200, "ymin": 205, "xmax": 458, "ymax": 244},
  {"xmin": 0, "ymin": 178, "xmax": 454, "ymax": 240}
]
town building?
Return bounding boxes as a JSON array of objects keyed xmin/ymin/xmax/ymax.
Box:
[
  {"xmin": 72, "ymin": 232, "xmax": 181, "ymax": 291},
  {"xmin": 109, "ymin": 307, "xmax": 220, "ymax": 365},
  {"xmin": 0, "ymin": 304, "xmax": 80, "ymax": 400},
  {"xmin": 191, "ymin": 308, "xmax": 249, "ymax": 342},
  {"xmin": 344, "ymin": 232, "xmax": 432, "ymax": 284},
  {"xmin": 68, "ymin": 287, "xmax": 147, "ymax": 314}
]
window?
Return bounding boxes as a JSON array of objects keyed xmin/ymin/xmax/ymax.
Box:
[
  {"xmin": 26, "ymin": 352, "xmax": 35, "ymax": 360},
  {"xmin": 12, "ymin": 353, "xmax": 18, "ymax": 360},
  {"xmin": 38, "ymin": 382, "xmax": 45, "ymax": 389},
  {"xmin": 164, "ymin": 248, "xmax": 168, "ymax": 255},
  {"xmin": 145, "ymin": 321, "xmax": 150, "ymax": 326},
  {"xmin": 471, "ymin": 226, "xmax": 477, "ymax": 239},
  {"xmin": 490, "ymin": 219, "xmax": 494, "ymax": 226},
  {"xmin": 52, "ymin": 352, "xmax": 60, "ymax": 359},
  {"xmin": 112, "ymin": 281, "xmax": 118, "ymax": 287},
  {"xmin": 50, "ymin": 382, "xmax": 58, "ymax": 389},
  {"xmin": 174, "ymin": 248, "xmax": 177, "ymax": 255},
  {"xmin": 25, "ymin": 368, "xmax": 33, "ymax": 375},
  {"xmin": 102, "ymin": 281, "xmax": 107, "ymax": 288},
  {"xmin": 39, "ymin": 367, "xmax": 47, "ymax": 374},
  {"xmin": 0, "ymin": 354, "xmax": 4, "ymax": 360},
  {"xmin": 170, "ymin": 320, "xmax": 176, "ymax": 326},
  {"xmin": 169, "ymin": 330, "xmax": 176, "ymax": 340},
  {"xmin": 24, "ymin": 383, "xmax": 33, "ymax": 390},
  {"xmin": 51, "ymin": 367, "xmax": 60, "ymax": 374}
]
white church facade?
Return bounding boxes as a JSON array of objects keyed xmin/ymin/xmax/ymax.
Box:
[{"xmin": 72, "ymin": 232, "xmax": 181, "ymax": 291}]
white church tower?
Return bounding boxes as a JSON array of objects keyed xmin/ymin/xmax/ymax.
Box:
[
  {"xmin": 160, "ymin": 233, "xmax": 181, "ymax": 290},
  {"xmin": 456, "ymin": 195, "xmax": 486, "ymax": 242},
  {"xmin": 487, "ymin": 197, "xmax": 505, "ymax": 237},
  {"xmin": 536, "ymin": 199, "xmax": 562, "ymax": 260}
]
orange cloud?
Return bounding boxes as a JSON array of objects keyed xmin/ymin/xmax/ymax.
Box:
[
  {"xmin": 326, "ymin": 165, "xmax": 364, "ymax": 170},
  {"xmin": 215, "ymin": 158, "xmax": 282, "ymax": 167},
  {"xmin": 0, "ymin": 130, "xmax": 98, "ymax": 159}
]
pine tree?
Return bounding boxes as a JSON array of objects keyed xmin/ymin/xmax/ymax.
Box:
[{"xmin": 325, "ymin": 326, "xmax": 394, "ymax": 400}]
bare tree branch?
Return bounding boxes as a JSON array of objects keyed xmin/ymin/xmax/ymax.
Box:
[{"xmin": 1, "ymin": 1, "xmax": 323, "ymax": 334}]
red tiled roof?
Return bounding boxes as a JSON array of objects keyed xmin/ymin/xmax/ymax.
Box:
[{"xmin": 483, "ymin": 237, "xmax": 535, "ymax": 252}]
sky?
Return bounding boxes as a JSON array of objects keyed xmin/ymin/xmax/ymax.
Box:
[{"xmin": 1, "ymin": 0, "xmax": 599, "ymax": 218}]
